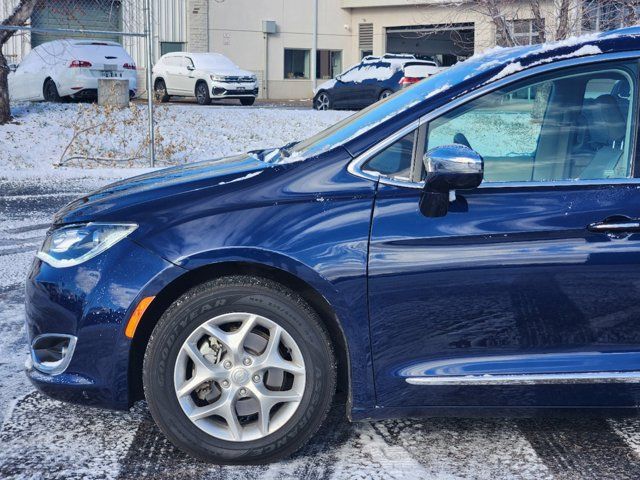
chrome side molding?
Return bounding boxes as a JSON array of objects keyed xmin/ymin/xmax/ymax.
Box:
[{"xmin": 405, "ymin": 372, "xmax": 640, "ymax": 386}]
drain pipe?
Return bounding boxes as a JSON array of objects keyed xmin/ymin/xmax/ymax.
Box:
[{"xmin": 312, "ymin": 0, "xmax": 318, "ymax": 91}]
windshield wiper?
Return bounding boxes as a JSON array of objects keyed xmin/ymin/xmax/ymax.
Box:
[
  {"xmin": 278, "ymin": 141, "xmax": 299, "ymax": 159},
  {"xmin": 249, "ymin": 141, "xmax": 300, "ymax": 163}
]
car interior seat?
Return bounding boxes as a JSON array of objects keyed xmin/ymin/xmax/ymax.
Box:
[{"xmin": 579, "ymin": 94, "xmax": 627, "ymax": 179}]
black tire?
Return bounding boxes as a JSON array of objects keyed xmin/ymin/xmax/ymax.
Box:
[
  {"xmin": 143, "ymin": 276, "xmax": 337, "ymax": 464},
  {"xmin": 195, "ymin": 81, "xmax": 211, "ymax": 105},
  {"xmin": 314, "ymin": 91, "xmax": 332, "ymax": 110},
  {"xmin": 154, "ymin": 79, "xmax": 170, "ymax": 103},
  {"xmin": 379, "ymin": 89, "xmax": 394, "ymax": 101},
  {"xmin": 240, "ymin": 97, "xmax": 255, "ymax": 106},
  {"xmin": 43, "ymin": 79, "xmax": 61, "ymax": 102}
]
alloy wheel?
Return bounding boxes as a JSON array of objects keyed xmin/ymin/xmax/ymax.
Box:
[
  {"xmin": 173, "ymin": 312, "xmax": 306, "ymax": 442},
  {"xmin": 379, "ymin": 90, "xmax": 393, "ymax": 100},
  {"xmin": 196, "ymin": 84, "xmax": 209, "ymax": 105},
  {"xmin": 316, "ymin": 93, "xmax": 330, "ymax": 110}
]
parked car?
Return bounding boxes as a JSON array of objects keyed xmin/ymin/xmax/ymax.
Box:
[
  {"xmin": 313, "ymin": 54, "xmax": 439, "ymax": 110},
  {"xmin": 8, "ymin": 39, "xmax": 137, "ymax": 102},
  {"xmin": 399, "ymin": 61, "xmax": 444, "ymax": 88},
  {"xmin": 152, "ymin": 52, "xmax": 259, "ymax": 106},
  {"xmin": 26, "ymin": 26, "xmax": 640, "ymax": 464}
]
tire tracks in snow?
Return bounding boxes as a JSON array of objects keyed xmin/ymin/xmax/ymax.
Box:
[{"xmin": 516, "ymin": 417, "xmax": 640, "ymax": 479}]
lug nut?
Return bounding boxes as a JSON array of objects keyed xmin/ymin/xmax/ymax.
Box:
[
  {"xmin": 252, "ymin": 374, "xmax": 260, "ymax": 383},
  {"xmin": 243, "ymin": 357, "xmax": 252, "ymax": 366},
  {"xmin": 223, "ymin": 361, "xmax": 232, "ymax": 369},
  {"xmin": 239, "ymin": 388, "xmax": 247, "ymax": 396},
  {"xmin": 221, "ymin": 379, "xmax": 230, "ymax": 388}
]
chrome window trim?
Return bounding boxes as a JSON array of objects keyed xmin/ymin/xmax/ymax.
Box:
[
  {"xmin": 30, "ymin": 333, "xmax": 77, "ymax": 376},
  {"xmin": 405, "ymin": 371, "xmax": 640, "ymax": 386},
  {"xmin": 347, "ymin": 50, "xmax": 640, "ymax": 190},
  {"xmin": 346, "ymin": 119, "xmax": 420, "ymax": 186}
]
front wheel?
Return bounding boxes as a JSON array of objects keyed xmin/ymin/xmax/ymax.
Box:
[
  {"xmin": 143, "ymin": 276, "xmax": 336, "ymax": 464},
  {"xmin": 195, "ymin": 82, "xmax": 211, "ymax": 105},
  {"xmin": 240, "ymin": 97, "xmax": 255, "ymax": 106},
  {"xmin": 314, "ymin": 91, "xmax": 332, "ymax": 110}
]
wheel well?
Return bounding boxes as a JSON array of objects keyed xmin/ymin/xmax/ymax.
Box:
[
  {"xmin": 42, "ymin": 77, "xmax": 53, "ymax": 93},
  {"xmin": 154, "ymin": 77, "xmax": 165, "ymax": 88},
  {"xmin": 128, "ymin": 262, "xmax": 351, "ymax": 406}
]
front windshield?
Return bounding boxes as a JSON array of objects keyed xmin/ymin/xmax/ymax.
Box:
[{"xmin": 273, "ymin": 45, "xmax": 529, "ymax": 163}]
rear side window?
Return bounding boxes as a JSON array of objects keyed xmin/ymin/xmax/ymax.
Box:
[
  {"xmin": 340, "ymin": 61, "xmax": 398, "ymax": 83},
  {"xmin": 425, "ymin": 61, "xmax": 637, "ymax": 182},
  {"xmin": 362, "ymin": 130, "xmax": 415, "ymax": 179}
]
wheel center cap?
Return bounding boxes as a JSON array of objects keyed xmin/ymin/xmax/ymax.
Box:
[{"xmin": 230, "ymin": 368, "xmax": 250, "ymax": 386}]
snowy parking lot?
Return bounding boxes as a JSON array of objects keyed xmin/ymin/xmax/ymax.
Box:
[{"xmin": 3, "ymin": 103, "xmax": 640, "ymax": 479}]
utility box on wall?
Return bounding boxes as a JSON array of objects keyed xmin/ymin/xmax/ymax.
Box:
[{"xmin": 262, "ymin": 20, "xmax": 276, "ymax": 34}]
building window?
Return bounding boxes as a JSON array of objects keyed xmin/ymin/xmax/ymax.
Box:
[
  {"xmin": 497, "ymin": 19, "xmax": 545, "ymax": 47},
  {"xmin": 284, "ymin": 49, "xmax": 310, "ymax": 79},
  {"xmin": 317, "ymin": 50, "xmax": 342, "ymax": 79},
  {"xmin": 161, "ymin": 42, "xmax": 185, "ymax": 56}
]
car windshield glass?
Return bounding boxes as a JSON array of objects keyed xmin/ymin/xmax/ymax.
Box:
[
  {"xmin": 272, "ymin": 45, "xmax": 530, "ymax": 163},
  {"xmin": 194, "ymin": 54, "xmax": 238, "ymax": 70}
]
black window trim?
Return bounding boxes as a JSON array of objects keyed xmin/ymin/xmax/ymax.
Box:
[{"xmin": 347, "ymin": 49, "xmax": 640, "ymax": 190}]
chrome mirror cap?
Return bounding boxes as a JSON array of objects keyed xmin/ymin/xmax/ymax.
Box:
[
  {"xmin": 423, "ymin": 144, "xmax": 484, "ymax": 192},
  {"xmin": 420, "ymin": 144, "xmax": 484, "ymax": 218}
]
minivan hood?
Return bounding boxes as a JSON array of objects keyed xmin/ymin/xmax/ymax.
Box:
[{"xmin": 54, "ymin": 154, "xmax": 267, "ymax": 224}]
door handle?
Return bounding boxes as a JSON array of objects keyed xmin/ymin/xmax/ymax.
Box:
[{"xmin": 588, "ymin": 216, "xmax": 640, "ymax": 233}]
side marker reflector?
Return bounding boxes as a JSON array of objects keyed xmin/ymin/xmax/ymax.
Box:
[{"xmin": 125, "ymin": 296, "xmax": 155, "ymax": 339}]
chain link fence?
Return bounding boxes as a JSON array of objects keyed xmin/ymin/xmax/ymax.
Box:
[{"xmin": 1, "ymin": 0, "xmax": 157, "ymax": 166}]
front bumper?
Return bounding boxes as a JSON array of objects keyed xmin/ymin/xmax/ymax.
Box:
[
  {"xmin": 24, "ymin": 237, "xmax": 178, "ymax": 409},
  {"xmin": 210, "ymin": 80, "xmax": 259, "ymax": 98}
]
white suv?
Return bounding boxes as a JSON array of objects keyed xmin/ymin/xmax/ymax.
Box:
[
  {"xmin": 152, "ymin": 52, "xmax": 259, "ymax": 106},
  {"xmin": 8, "ymin": 39, "xmax": 137, "ymax": 102}
]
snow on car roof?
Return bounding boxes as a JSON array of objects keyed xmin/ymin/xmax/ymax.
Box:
[{"xmin": 190, "ymin": 53, "xmax": 239, "ymax": 69}]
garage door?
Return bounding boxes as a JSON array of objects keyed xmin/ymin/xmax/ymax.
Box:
[
  {"xmin": 31, "ymin": 0, "xmax": 122, "ymax": 47},
  {"xmin": 386, "ymin": 23, "xmax": 474, "ymax": 67}
]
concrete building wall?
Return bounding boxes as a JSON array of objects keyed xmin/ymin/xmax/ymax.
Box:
[
  {"xmin": 208, "ymin": 0, "xmax": 353, "ymax": 99},
  {"xmin": 187, "ymin": 0, "xmax": 209, "ymax": 52}
]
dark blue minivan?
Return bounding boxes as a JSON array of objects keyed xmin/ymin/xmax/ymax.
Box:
[{"xmin": 26, "ymin": 27, "xmax": 640, "ymax": 464}]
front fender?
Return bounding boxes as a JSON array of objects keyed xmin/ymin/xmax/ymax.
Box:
[{"xmin": 133, "ymin": 245, "xmax": 376, "ymax": 411}]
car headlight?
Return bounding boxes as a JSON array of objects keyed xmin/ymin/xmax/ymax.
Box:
[
  {"xmin": 37, "ymin": 223, "xmax": 138, "ymax": 268},
  {"xmin": 210, "ymin": 75, "xmax": 227, "ymax": 82}
]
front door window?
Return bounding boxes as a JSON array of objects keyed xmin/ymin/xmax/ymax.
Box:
[{"xmin": 426, "ymin": 61, "xmax": 637, "ymax": 183}]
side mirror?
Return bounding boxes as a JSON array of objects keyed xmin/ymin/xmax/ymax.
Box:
[
  {"xmin": 335, "ymin": 74, "xmax": 343, "ymax": 82},
  {"xmin": 187, "ymin": 65, "xmax": 195, "ymax": 71},
  {"xmin": 8, "ymin": 64, "xmax": 17, "ymax": 73},
  {"xmin": 420, "ymin": 144, "xmax": 483, "ymax": 217}
]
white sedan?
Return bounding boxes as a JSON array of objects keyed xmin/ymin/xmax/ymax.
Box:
[
  {"xmin": 8, "ymin": 39, "xmax": 137, "ymax": 102},
  {"xmin": 152, "ymin": 52, "xmax": 259, "ymax": 106}
]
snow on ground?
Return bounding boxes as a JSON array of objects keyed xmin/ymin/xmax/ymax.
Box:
[{"xmin": 0, "ymin": 102, "xmax": 350, "ymax": 180}]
